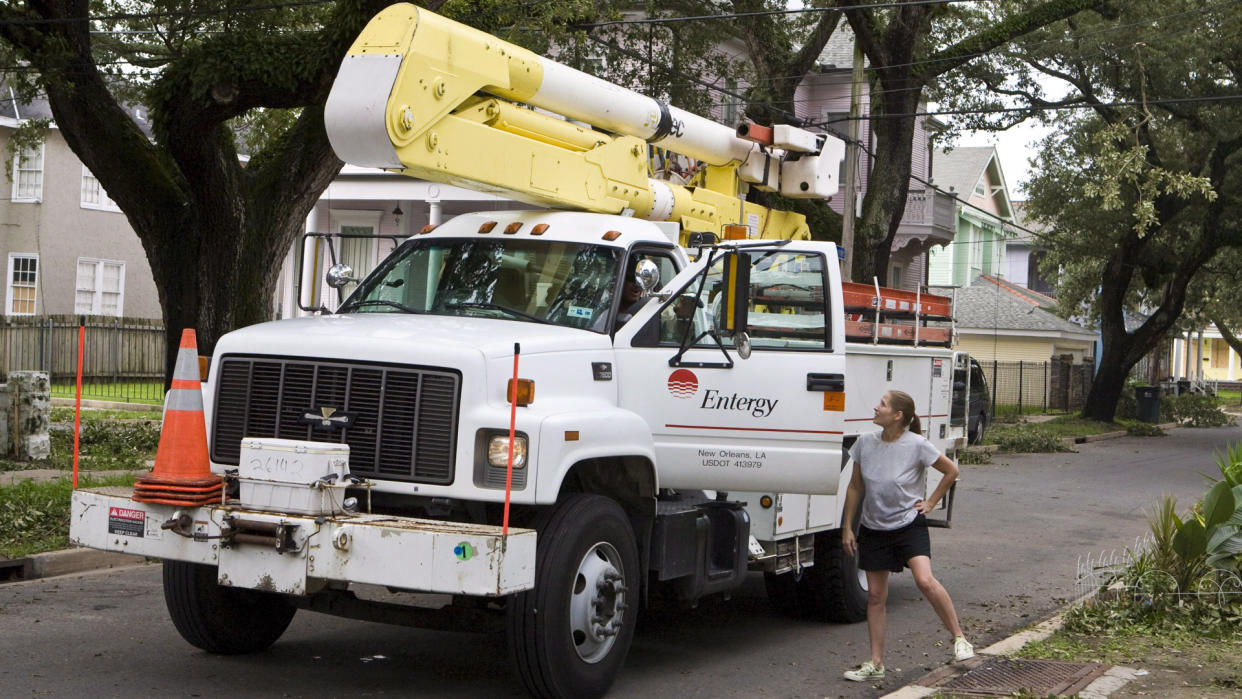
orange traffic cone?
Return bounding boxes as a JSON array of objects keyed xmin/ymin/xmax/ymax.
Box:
[{"xmin": 132, "ymin": 329, "xmax": 223, "ymax": 506}]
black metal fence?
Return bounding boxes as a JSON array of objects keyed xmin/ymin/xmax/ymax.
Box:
[
  {"xmin": 0, "ymin": 315, "xmax": 165, "ymax": 404},
  {"xmin": 977, "ymin": 359, "xmax": 1095, "ymax": 417}
]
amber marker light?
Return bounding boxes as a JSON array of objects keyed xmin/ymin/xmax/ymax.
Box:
[
  {"xmin": 198, "ymin": 355, "xmax": 210, "ymax": 381},
  {"xmin": 602, "ymin": 230, "xmax": 622, "ymax": 241},
  {"xmin": 723, "ymin": 223, "xmax": 749, "ymax": 240},
  {"xmin": 531, "ymin": 223, "xmax": 549, "ymax": 235},
  {"xmin": 564, "ymin": 431, "xmax": 579, "ymax": 442},
  {"xmin": 507, "ymin": 378, "xmax": 535, "ymax": 406},
  {"xmin": 759, "ymin": 495, "xmax": 773, "ymax": 509},
  {"xmin": 478, "ymin": 221, "xmax": 497, "ymax": 233},
  {"xmin": 420, "ymin": 224, "xmax": 438, "ymax": 234},
  {"xmin": 504, "ymin": 222, "xmax": 523, "ymax": 234}
]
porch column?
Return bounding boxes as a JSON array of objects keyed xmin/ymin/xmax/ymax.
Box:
[
  {"xmin": 1229, "ymin": 345, "xmax": 1236, "ymax": 381},
  {"xmin": 428, "ymin": 199, "xmax": 442, "ymax": 226}
]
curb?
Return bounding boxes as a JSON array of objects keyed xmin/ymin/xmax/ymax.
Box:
[
  {"xmin": 2, "ymin": 548, "xmax": 146, "ymax": 584},
  {"xmin": 880, "ymin": 586, "xmax": 1139, "ymax": 698}
]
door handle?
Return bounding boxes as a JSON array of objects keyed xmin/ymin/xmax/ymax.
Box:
[{"xmin": 807, "ymin": 373, "xmax": 844, "ymax": 392}]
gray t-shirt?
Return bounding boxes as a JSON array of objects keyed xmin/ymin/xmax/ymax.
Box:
[{"xmin": 848, "ymin": 430, "xmax": 942, "ymax": 531}]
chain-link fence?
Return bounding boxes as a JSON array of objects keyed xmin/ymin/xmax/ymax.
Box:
[
  {"xmin": 976, "ymin": 359, "xmax": 1095, "ymax": 418},
  {"xmin": 0, "ymin": 316, "xmax": 165, "ymax": 404}
]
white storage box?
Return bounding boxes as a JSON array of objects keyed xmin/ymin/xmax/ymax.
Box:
[{"xmin": 237, "ymin": 438, "xmax": 351, "ymax": 515}]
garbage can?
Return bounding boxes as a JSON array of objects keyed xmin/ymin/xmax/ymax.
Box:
[{"xmin": 1135, "ymin": 385, "xmax": 1162, "ymax": 423}]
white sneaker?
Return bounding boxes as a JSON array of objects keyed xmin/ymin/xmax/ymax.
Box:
[
  {"xmin": 953, "ymin": 636, "xmax": 975, "ymax": 661},
  {"xmin": 843, "ymin": 660, "xmax": 885, "ymax": 682}
]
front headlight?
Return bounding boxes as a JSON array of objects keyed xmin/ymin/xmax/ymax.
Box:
[{"xmin": 488, "ymin": 434, "xmax": 527, "ymax": 469}]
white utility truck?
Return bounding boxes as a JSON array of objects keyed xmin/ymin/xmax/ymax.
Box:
[{"xmin": 70, "ymin": 6, "xmax": 969, "ymax": 698}]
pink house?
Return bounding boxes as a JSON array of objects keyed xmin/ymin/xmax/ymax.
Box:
[{"xmin": 792, "ymin": 25, "xmax": 957, "ymax": 291}]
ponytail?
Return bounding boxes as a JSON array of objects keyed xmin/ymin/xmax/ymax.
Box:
[{"xmin": 887, "ymin": 390, "xmax": 921, "ymax": 435}]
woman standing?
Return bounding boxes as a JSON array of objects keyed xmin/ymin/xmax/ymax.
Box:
[{"xmin": 841, "ymin": 390, "xmax": 973, "ymax": 682}]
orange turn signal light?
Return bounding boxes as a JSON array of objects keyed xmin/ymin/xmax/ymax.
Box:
[
  {"xmin": 478, "ymin": 221, "xmax": 497, "ymax": 233},
  {"xmin": 198, "ymin": 355, "xmax": 210, "ymax": 381},
  {"xmin": 504, "ymin": 222, "xmax": 522, "ymax": 235},
  {"xmin": 602, "ymin": 230, "xmax": 622, "ymax": 241},
  {"xmin": 531, "ymin": 223, "xmax": 549, "ymax": 235},
  {"xmin": 507, "ymin": 378, "xmax": 535, "ymax": 406},
  {"xmin": 723, "ymin": 224, "xmax": 749, "ymax": 240},
  {"xmin": 420, "ymin": 224, "xmax": 438, "ymax": 234}
]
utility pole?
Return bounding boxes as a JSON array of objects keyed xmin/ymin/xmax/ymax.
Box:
[{"xmin": 839, "ymin": 37, "xmax": 864, "ymax": 281}]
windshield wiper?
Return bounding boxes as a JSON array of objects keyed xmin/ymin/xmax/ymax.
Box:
[
  {"xmin": 343, "ymin": 299, "xmax": 424, "ymax": 314},
  {"xmin": 445, "ymin": 302, "xmax": 553, "ymax": 324}
]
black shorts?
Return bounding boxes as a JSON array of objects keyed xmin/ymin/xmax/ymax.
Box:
[{"xmin": 857, "ymin": 514, "xmax": 931, "ymax": 573}]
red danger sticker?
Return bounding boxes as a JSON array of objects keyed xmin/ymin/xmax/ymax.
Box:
[{"xmin": 108, "ymin": 506, "xmax": 145, "ymax": 537}]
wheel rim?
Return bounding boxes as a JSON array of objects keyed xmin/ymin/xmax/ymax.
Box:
[
  {"xmin": 568, "ymin": 541, "xmax": 627, "ymax": 664},
  {"xmin": 856, "ymin": 568, "xmax": 869, "ymax": 592}
]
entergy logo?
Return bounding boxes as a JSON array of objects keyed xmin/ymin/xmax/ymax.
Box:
[{"xmin": 667, "ymin": 369, "xmax": 698, "ymax": 399}]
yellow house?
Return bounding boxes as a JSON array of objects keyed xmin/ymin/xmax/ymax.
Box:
[
  {"xmin": 935, "ymin": 275, "xmax": 1096, "ymax": 407},
  {"xmin": 1169, "ymin": 326, "xmax": 1242, "ymax": 382}
]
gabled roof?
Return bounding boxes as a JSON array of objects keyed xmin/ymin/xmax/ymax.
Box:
[
  {"xmin": 933, "ymin": 275, "xmax": 1092, "ymax": 336},
  {"xmin": 816, "ymin": 20, "xmax": 860, "ymax": 70},
  {"xmin": 1, "ymin": 85, "xmax": 53, "ymax": 121},
  {"xmin": 1, "ymin": 83, "xmax": 151, "ymax": 136},
  {"xmin": 932, "ymin": 146, "xmax": 995, "ymax": 197}
]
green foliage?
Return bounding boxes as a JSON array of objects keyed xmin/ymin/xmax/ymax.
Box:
[
  {"xmin": 1168, "ymin": 394, "xmax": 1233, "ymax": 428},
  {"xmin": 0, "ymin": 473, "xmax": 137, "ymax": 558},
  {"xmin": 993, "ymin": 427, "xmax": 1072, "ymax": 453},
  {"xmin": 1125, "ymin": 421, "xmax": 1165, "ymax": 437},
  {"xmin": 957, "ymin": 448, "xmax": 992, "ymax": 465}
]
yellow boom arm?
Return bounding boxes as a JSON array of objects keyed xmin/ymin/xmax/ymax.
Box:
[{"xmin": 326, "ymin": 5, "xmax": 844, "ymax": 242}]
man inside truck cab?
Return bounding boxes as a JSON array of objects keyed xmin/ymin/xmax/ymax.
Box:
[{"xmin": 611, "ymin": 253, "xmax": 678, "ymax": 331}]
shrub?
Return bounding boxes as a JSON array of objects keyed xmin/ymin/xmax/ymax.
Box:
[
  {"xmin": 995, "ymin": 429, "xmax": 1073, "ymax": 453},
  {"xmin": 957, "ymin": 449, "xmax": 992, "ymax": 465},
  {"xmin": 1169, "ymin": 393, "xmax": 1234, "ymax": 428},
  {"xmin": 1126, "ymin": 422, "xmax": 1166, "ymax": 437}
]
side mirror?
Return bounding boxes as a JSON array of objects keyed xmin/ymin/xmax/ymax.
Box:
[
  {"xmin": 634, "ymin": 259, "xmax": 660, "ymax": 293},
  {"xmin": 718, "ymin": 251, "xmax": 750, "ymax": 335},
  {"xmin": 326, "ymin": 263, "xmax": 355, "ymax": 289}
]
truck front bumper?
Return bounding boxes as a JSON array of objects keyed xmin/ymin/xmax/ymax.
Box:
[{"xmin": 70, "ymin": 487, "xmax": 536, "ymax": 597}]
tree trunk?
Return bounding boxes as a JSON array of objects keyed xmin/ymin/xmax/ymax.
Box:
[{"xmin": 851, "ymin": 96, "xmax": 917, "ymax": 285}]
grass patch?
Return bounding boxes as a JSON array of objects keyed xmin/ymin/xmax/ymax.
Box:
[
  {"xmin": 50, "ymin": 380, "xmax": 163, "ymax": 405},
  {"xmin": 50, "ymin": 406, "xmax": 162, "ymax": 423},
  {"xmin": 0, "ymin": 472, "xmax": 137, "ymax": 558}
]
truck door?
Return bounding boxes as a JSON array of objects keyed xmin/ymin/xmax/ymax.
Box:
[{"xmin": 613, "ymin": 243, "xmax": 847, "ymax": 494}]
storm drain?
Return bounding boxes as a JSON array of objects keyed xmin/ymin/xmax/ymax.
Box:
[
  {"xmin": 919, "ymin": 657, "xmax": 1109, "ymax": 697},
  {"xmin": 0, "ymin": 556, "xmax": 33, "ymax": 583}
]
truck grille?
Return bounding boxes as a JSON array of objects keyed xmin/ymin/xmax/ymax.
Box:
[{"xmin": 211, "ymin": 356, "xmax": 460, "ymax": 484}]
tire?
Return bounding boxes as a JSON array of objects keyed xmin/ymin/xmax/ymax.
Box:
[
  {"xmin": 506, "ymin": 494, "xmax": 640, "ymax": 699},
  {"xmin": 796, "ymin": 529, "xmax": 868, "ymax": 623},
  {"xmin": 970, "ymin": 413, "xmax": 987, "ymax": 445},
  {"xmin": 163, "ymin": 561, "xmax": 297, "ymax": 654}
]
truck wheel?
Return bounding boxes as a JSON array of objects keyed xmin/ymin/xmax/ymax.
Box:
[
  {"xmin": 970, "ymin": 413, "xmax": 987, "ymax": 445},
  {"xmin": 796, "ymin": 529, "xmax": 868, "ymax": 623},
  {"xmin": 163, "ymin": 560, "xmax": 297, "ymax": 654},
  {"xmin": 506, "ymin": 494, "xmax": 639, "ymax": 699}
]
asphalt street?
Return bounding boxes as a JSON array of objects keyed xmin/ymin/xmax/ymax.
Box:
[{"xmin": 1, "ymin": 424, "xmax": 1236, "ymax": 698}]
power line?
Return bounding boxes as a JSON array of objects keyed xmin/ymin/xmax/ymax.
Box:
[
  {"xmin": 0, "ymin": 0, "xmax": 333, "ymax": 28},
  {"xmin": 571, "ymin": 0, "xmax": 984, "ymax": 29},
  {"xmin": 815, "ymin": 94, "xmax": 1242, "ymax": 126}
]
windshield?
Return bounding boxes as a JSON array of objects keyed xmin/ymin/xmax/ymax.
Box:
[{"xmin": 340, "ymin": 237, "xmax": 623, "ymax": 332}]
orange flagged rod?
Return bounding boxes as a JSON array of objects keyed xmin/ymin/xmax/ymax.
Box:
[{"xmin": 132, "ymin": 329, "xmax": 224, "ymax": 506}]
